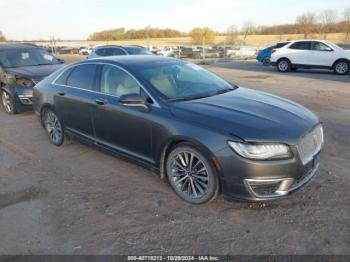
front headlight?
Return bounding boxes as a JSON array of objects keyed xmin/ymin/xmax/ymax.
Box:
[
  {"xmin": 228, "ymin": 141, "xmax": 292, "ymax": 160},
  {"xmin": 5, "ymin": 73, "xmax": 34, "ymax": 88},
  {"xmin": 16, "ymin": 77, "xmax": 35, "ymax": 88}
]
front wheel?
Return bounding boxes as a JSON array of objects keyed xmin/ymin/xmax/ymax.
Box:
[
  {"xmin": 43, "ymin": 109, "xmax": 65, "ymax": 146},
  {"xmin": 166, "ymin": 144, "xmax": 219, "ymax": 204},
  {"xmin": 277, "ymin": 59, "xmax": 291, "ymax": 72},
  {"xmin": 1, "ymin": 90, "xmax": 17, "ymax": 114},
  {"xmin": 334, "ymin": 60, "xmax": 350, "ymax": 75}
]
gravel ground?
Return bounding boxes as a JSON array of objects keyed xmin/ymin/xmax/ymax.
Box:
[{"xmin": 0, "ymin": 56, "xmax": 349, "ymax": 255}]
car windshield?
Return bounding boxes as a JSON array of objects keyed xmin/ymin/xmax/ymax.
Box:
[
  {"xmin": 0, "ymin": 48, "xmax": 61, "ymax": 68},
  {"xmin": 327, "ymin": 42, "xmax": 344, "ymax": 50},
  {"xmin": 138, "ymin": 61, "xmax": 236, "ymax": 101},
  {"xmin": 124, "ymin": 47, "xmax": 153, "ymax": 55}
]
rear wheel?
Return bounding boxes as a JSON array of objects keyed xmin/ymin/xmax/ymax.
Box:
[
  {"xmin": 1, "ymin": 90, "xmax": 17, "ymax": 114},
  {"xmin": 262, "ymin": 57, "xmax": 271, "ymax": 66},
  {"xmin": 166, "ymin": 144, "xmax": 219, "ymax": 204},
  {"xmin": 277, "ymin": 59, "xmax": 291, "ymax": 72},
  {"xmin": 43, "ymin": 109, "xmax": 65, "ymax": 146},
  {"xmin": 334, "ymin": 60, "xmax": 350, "ymax": 75}
]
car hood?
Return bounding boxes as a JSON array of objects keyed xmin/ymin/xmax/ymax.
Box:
[
  {"xmin": 170, "ymin": 87, "xmax": 319, "ymax": 143},
  {"xmin": 6, "ymin": 64, "xmax": 64, "ymax": 81}
]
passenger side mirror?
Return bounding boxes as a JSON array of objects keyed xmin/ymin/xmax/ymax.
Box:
[
  {"xmin": 325, "ymin": 47, "xmax": 333, "ymax": 52},
  {"xmin": 119, "ymin": 93, "xmax": 150, "ymax": 111},
  {"xmin": 57, "ymin": 58, "xmax": 65, "ymax": 63}
]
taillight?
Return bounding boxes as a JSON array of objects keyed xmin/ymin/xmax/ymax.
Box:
[
  {"xmin": 271, "ymin": 49, "xmax": 277, "ymax": 54},
  {"xmin": 258, "ymin": 50, "xmax": 262, "ymax": 56}
]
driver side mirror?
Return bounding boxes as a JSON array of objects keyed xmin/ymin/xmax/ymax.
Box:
[{"xmin": 119, "ymin": 93, "xmax": 150, "ymax": 111}]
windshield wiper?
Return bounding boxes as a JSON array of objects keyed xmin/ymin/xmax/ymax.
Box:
[
  {"xmin": 168, "ymin": 88, "xmax": 236, "ymax": 102},
  {"xmin": 168, "ymin": 95, "xmax": 209, "ymax": 102},
  {"xmin": 214, "ymin": 88, "xmax": 235, "ymax": 95},
  {"xmin": 34, "ymin": 63, "xmax": 55, "ymax": 66}
]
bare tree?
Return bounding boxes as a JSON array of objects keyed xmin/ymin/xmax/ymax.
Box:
[
  {"xmin": 296, "ymin": 12, "xmax": 317, "ymax": 38},
  {"xmin": 319, "ymin": 9, "xmax": 338, "ymax": 39},
  {"xmin": 344, "ymin": 7, "xmax": 350, "ymax": 40},
  {"xmin": 226, "ymin": 25, "xmax": 239, "ymax": 45},
  {"xmin": 241, "ymin": 21, "xmax": 256, "ymax": 45}
]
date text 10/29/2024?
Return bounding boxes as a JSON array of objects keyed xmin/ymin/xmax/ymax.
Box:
[{"xmin": 127, "ymin": 256, "xmax": 220, "ymax": 261}]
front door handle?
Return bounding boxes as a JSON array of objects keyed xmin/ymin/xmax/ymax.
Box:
[
  {"xmin": 95, "ymin": 99, "xmax": 107, "ymax": 106},
  {"xmin": 58, "ymin": 91, "xmax": 66, "ymax": 96}
]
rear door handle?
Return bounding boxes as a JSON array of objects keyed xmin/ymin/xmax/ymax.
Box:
[
  {"xmin": 58, "ymin": 91, "xmax": 66, "ymax": 96},
  {"xmin": 95, "ymin": 99, "xmax": 107, "ymax": 106}
]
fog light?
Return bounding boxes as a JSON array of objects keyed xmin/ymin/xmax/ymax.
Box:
[
  {"xmin": 244, "ymin": 178, "xmax": 294, "ymax": 198},
  {"xmin": 18, "ymin": 95, "xmax": 33, "ymax": 105}
]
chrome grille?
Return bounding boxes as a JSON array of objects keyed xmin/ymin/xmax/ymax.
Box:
[{"xmin": 298, "ymin": 125, "xmax": 324, "ymax": 165}]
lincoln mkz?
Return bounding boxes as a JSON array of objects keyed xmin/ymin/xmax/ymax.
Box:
[{"xmin": 33, "ymin": 56, "xmax": 324, "ymax": 204}]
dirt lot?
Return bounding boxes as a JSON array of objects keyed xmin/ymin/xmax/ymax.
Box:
[{"xmin": 0, "ymin": 56, "xmax": 349, "ymax": 255}]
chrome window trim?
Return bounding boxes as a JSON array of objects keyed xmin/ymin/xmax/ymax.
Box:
[{"xmin": 51, "ymin": 62, "xmax": 160, "ymax": 108}]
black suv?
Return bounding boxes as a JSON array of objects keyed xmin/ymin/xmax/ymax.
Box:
[{"xmin": 0, "ymin": 44, "xmax": 64, "ymax": 114}]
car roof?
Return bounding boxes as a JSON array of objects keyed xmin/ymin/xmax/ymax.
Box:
[
  {"xmin": 0, "ymin": 44, "xmax": 40, "ymax": 51},
  {"xmin": 85, "ymin": 55, "xmax": 178, "ymax": 67},
  {"xmin": 94, "ymin": 45, "xmax": 145, "ymax": 49},
  {"xmin": 289, "ymin": 39, "xmax": 328, "ymax": 43}
]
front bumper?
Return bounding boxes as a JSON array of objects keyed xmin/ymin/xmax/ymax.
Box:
[
  {"xmin": 215, "ymin": 146, "xmax": 321, "ymax": 201},
  {"xmin": 14, "ymin": 87, "xmax": 33, "ymax": 112},
  {"xmin": 243, "ymin": 162, "xmax": 319, "ymax": 200}
]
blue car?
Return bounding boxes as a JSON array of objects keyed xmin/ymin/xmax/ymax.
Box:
[{"xmin": 257, "ymin": 42, "xmax": 290, "ymax": 66}]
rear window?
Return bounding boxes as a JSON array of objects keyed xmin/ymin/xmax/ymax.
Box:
[
  {"xmin": 276, "ymin": 42, "xmax": 290, "ymax": 48},
  {"xmin": 289, "ymin": 42, "xmax": 310, "ymax": 50}
]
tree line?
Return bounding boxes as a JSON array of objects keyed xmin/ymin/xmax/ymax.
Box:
[
  {"xmin": 237, "ymin": 7, "xmax": 350, "ymax": 39},
  {"xmin": 88, "ymin": 27, "xmax": 184, "ymax": 41},
  {"xmin": 88, "ymin": 7, "xmax": 350, "ymax": 44}
]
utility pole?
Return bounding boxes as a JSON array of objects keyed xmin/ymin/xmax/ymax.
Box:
[{"xmin": 202, "ymin": 36, "xmax": 205, "ymax": 60}]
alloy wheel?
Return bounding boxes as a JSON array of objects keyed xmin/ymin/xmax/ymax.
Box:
[
  {"xmin": 1, "ymin": 91, "xmax": 13, "ymax": 113},
  {"xmin": 45, "ymin": 111, "xmax": 63, "ymax": 145},
  {"xmin": 169, "ymin": 151, "xmax": 209, "ymax": 199},
  {"xmin": 335, "ymin": 62, "xmax": 349, "ymax": 75},
  {"xmin": 278, "ymin": 61, "xmax": 289, "ymax": 72}
]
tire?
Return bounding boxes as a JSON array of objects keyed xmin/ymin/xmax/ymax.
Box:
[
  {"xmin": 334, "ymin": 60, "xmax": 350, "ymax": 75},
  {"xmin": 1, "ymin": 90, "xmax": 17, "ymax": 114},
  {"xmin": 43, "ymin": 109, "xmax": 65, "ymax": 146},
  {"xmin": 277, "ymin": 58, "xmax": 291, "ymax": 72},
  {"xmin": 166, "ymin": 144, "xmax": 219, "ymax": 204},
  {"xmin": 262, "ymin": 57, "xmax": 271, "ymax": 66}
]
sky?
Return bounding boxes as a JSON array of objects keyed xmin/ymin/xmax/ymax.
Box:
[{"xmin": 0, "ymin": 0, "xmax": 349, "ymax": 40}]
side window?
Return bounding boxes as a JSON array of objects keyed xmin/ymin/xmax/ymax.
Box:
[
  {"xmin": 99, "ymin": 65, "xmax": 140, "ymax": 97},
  {"xmin": 66, "ymin": 64, "xmax": 97, "ymax": 90},
  {"xmin": 289, "ymin": 42, "xmax": 311, "ymax": 50},
  {"xmin": 55, "ymin": 67, "xmax": 74, "ymax": 85},
  {"xmin": 311, "ymin": 42, "xmax": 332, "ymax": 51},
  {"xmin": 104, "ymin": 48, "xmax": 126, "ymax": 56},
  {"xmin": 95, "ymin": 48, "xmax": 106, "ymax": 56}
]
